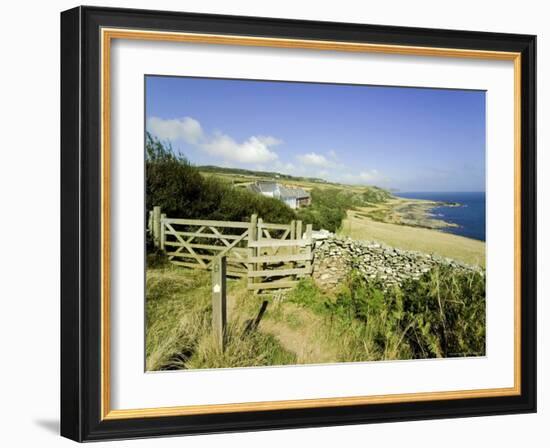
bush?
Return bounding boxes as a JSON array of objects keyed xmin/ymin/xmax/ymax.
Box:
[
  {"xmin": 362, "ymin": 186, "xmax": 392, "ymax": 203},
  {"xmin": 337, "ymin": 266, "xmax": 486, "ymax": 359},
  {"xmin": 145, "ymin": 134, "xmax": 392, "ymax": 234},
  {"xmin": 290, "ymin": 266, "xmax": 486, "ymax": 361},
  {"xmin": 296, "ymin": 187, "xmax": 390, "ymax": 232},
  {"xmin": 145, "ymin": 133, "xmax": 296, "ymax": 224},
  {"xmin": 400, "ymin": 265, "xmax": 486, "ymax": 358}
]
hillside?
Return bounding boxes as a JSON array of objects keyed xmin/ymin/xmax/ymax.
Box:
[
  {"xmin": 146, "ymin": 252, "xmax": 485, "ymax": 370},
  {"xmin": 198, "ymin": 165, "xmax": 328, "ymax": 185},
  {"xmin": 198, "ymin": 164, "xmax": 390, "ymax": 195}
]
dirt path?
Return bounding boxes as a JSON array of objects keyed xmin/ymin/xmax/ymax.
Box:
[
  {"xmin": 257, "ymin": 303, "xmax": 340, "ymax": 365},
  {"xmin": 226, "ymin": 286, "xmax": 339, "ymax": 364}
]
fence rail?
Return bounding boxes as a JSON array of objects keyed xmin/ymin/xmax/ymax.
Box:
[
  {"xmin": 164, "ymin": 217, "xmax": 251, "ymax": 229},
  {"xmin": 149, "ymin": 206, "xmax": 313, "ymax": 290}
]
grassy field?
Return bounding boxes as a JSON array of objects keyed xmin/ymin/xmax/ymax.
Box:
[
  {"xmin": 146, "ymin": 256, "xmax": 486, "ymax": 370},
  {"xmin": 339, "ymin": 204, "xmax": 486, "ymax": 267},
  {"xmin": 146, "ymin": 262, "xmax": 296, "ymax": 371},
  {"xmin": 199, "ymin": 167, "xmax": 376, "ymax": 194}
]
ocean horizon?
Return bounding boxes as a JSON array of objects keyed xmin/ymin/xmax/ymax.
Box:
[{"xmin": 395, "ymin": 191, "xmax": 486, "ymax": 242}]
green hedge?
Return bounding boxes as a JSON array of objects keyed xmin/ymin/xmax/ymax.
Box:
[
  {"xmin": 146, "ymin": 133, "xmax": 296, "ymax": 224},
  {"xmin": 324, "ymin": 265, "xmax": 486, "ymax": 359},
  {"xmin": 296, "ymin": 187, "xmax": 389, "ymax": 233}
]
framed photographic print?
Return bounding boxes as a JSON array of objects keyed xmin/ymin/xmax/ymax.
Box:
[{"xmin": 60, "ymin": 6, "xmax": 536, "ymax": 442}]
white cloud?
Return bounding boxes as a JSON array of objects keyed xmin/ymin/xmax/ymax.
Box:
[
  {"xmin": 359, "ymin": 169, "xmax": 381, "ymax": 182},
  {"xmin": 296, "ymin": 152, "xmax": 332, "ymax": 167},
  {"xmin": 256, "ymin": 136, "xmax": 283, "ymax": 147},
  {"xmin": 147, "ymin": 116, "xmax": 203, "ymax": 144},
  {"xmin": 147, "ymin": 116, "xmax": 280, "ymax": 164},
  {"xmin": 275, "ymin": 161, "xmax": 296, "ymax": 173},
  {"xmin": 340, "ymin": 169, "xmax": 389, "ymax": 186},
  {"xmin": 202, "ymin": 134, "xmax": 279, "ymax": 164},
  {"xmin": 317, "ymin": 170, "xmax": 329, "ymax": 178},
  {"xmin": 283, "ymin": 162, "xmax": 296, "ymax": 171}
]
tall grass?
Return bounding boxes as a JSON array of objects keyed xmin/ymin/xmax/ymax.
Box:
[
  {"xmin": 146, "ymin": 261, "xmax": 484, "ymax": 369},
  {"xmin": 287, "ymin": 265, "xmax": 485, "ymax": 362},
  {"xmin": 145, "ymin": 261, "xmax": 295, "ymax": 370}
]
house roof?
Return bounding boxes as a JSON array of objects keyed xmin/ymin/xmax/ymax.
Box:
[
  {"xmin": 278, "ymin": 185, "xmax": 310, "ymax": 199},
  {"xmin": 255, "ymin": 181, "xmax": 279, "ymax": 194},
  {"xmin": 248, "ymin": 181, "xmax": 310, "ymax": 200}
]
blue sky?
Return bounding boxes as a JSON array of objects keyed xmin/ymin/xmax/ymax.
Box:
[{"xmin": 145, "ymin": 76, "xmax": 486, "ymax": 192}]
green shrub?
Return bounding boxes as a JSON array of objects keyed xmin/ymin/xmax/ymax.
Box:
[
  {"xmin": 289, "ymin": 266, "xmax": 486, "ymax": 361},
  {"xmin": 362, "ymin": 186, "xmax": 392, "ymax": 203},
  {"xmin": 146, "ymin": 134, "xmax": 392, "ymax": 234},
  {"xmin": 400, "ymin": 265, "xmax": 486, "ymax": 358},
  {"xmin": 145, "ymin": 133, "xmax": 296, "ymax": 225},
  {"xmin": 296, "ymin": 187, "xmax": 390, "ymax": 232},
  {"xmin": 287, "ymin": 278, "xmax": 330, "ymax": 313}
]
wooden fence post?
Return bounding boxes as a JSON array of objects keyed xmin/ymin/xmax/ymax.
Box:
[
  {"xmin": 257, "ymin": 217, "xmax": 264, "ymax": 274},
  {"xmin": 152, "ymin": 206, "xmax": 161, "ymax": 248},
  {"xmin": 257, "ymin": 217, "xmax": 263, "ymax": 240},
  {"xmin": 289, "ymin": 220, "xmax": 296, "ymax": 274},
  {"xmin": 212, "ymin": 256, "xmax": 227, "ymax": 351},
  {"xmin": 296, "ymin": 220, "xmax": 303, "ymax": 279},
  {"xmin": 160, "ymin": 213, "xmax": 166, "ymax": 251},
  {"xmin": 304, "ymin": 223, "xmax": 313, "ymax": 277},
  {"xmin": 296, "ymin": 220, "xmax": 303, "ymax": 241},
  {"xmin": 248, "ymin": 214, "xmax": 258, "ymax": 289}
]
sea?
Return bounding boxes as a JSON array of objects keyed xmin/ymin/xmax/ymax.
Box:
[{"xmin": 395, "ymin": 192, "xmax": 486, "ymax": 242}]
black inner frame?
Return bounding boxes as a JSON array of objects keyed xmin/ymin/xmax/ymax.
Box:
[{"xmin": 61, "ymin": 6, "xmax": 536, "ymax": 442}]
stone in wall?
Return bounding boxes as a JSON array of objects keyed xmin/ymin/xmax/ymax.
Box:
[{"xmin": 311, "ymin": 236, "xmax": 483, "ymax": 291}]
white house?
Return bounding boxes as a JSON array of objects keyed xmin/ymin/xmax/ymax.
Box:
[{"xmin": 248, "ymin": 181, "xmax": 311, "ymax": 209}]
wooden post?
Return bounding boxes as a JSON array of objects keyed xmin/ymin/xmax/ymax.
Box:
[
  {"xmin": 257, "ymin": 217, "xmax": 264, "ymax": 274},
  {"xmin": 211, "ymin": 256, "xmax": 227, "ymax": 351},
  {"xmin": 152, "ymin": 206, "xmax": 161, "ymax": 248},
  {"xmin": 304, "ymin": 224, "xmax": 313, "ymax": 277},
  {"xmin": 160, "ymin": 213, "xmax": 166, "ymax": 251},
  {"xmin": 257, "ymin": 218, "xmax": 263, "ymax": 241},
  {"xmin": 295, "ymin": 220, "xmax": 303, "ymax": 277},
  {"xmin": 289, "ymin": 220, "xmax": 296, "ymax": 273},
  {"xmin": 248, "ymin": 214, "xmax": 258, "ymax": 290}
]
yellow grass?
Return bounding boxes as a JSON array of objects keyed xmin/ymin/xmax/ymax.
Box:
[{"xmin": 340, "ymin": 209, "xmax": 486, "ymax": 267}]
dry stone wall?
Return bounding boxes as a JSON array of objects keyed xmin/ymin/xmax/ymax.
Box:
[{"xmin": 312, "ymin": 236, "xmax": 483, "ymax": 290}]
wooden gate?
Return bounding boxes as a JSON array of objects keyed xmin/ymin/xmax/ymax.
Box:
[
  {"xmin": 247, "ymin": 217, "xmax": 313, "ymax": 291},
  {"xmin": 149, "ymin": 206, "xmax": 313, "ymax": 288},
  {"xmin": 153, "ymin": 208, "xmax": 251, "ymax": 277}
]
